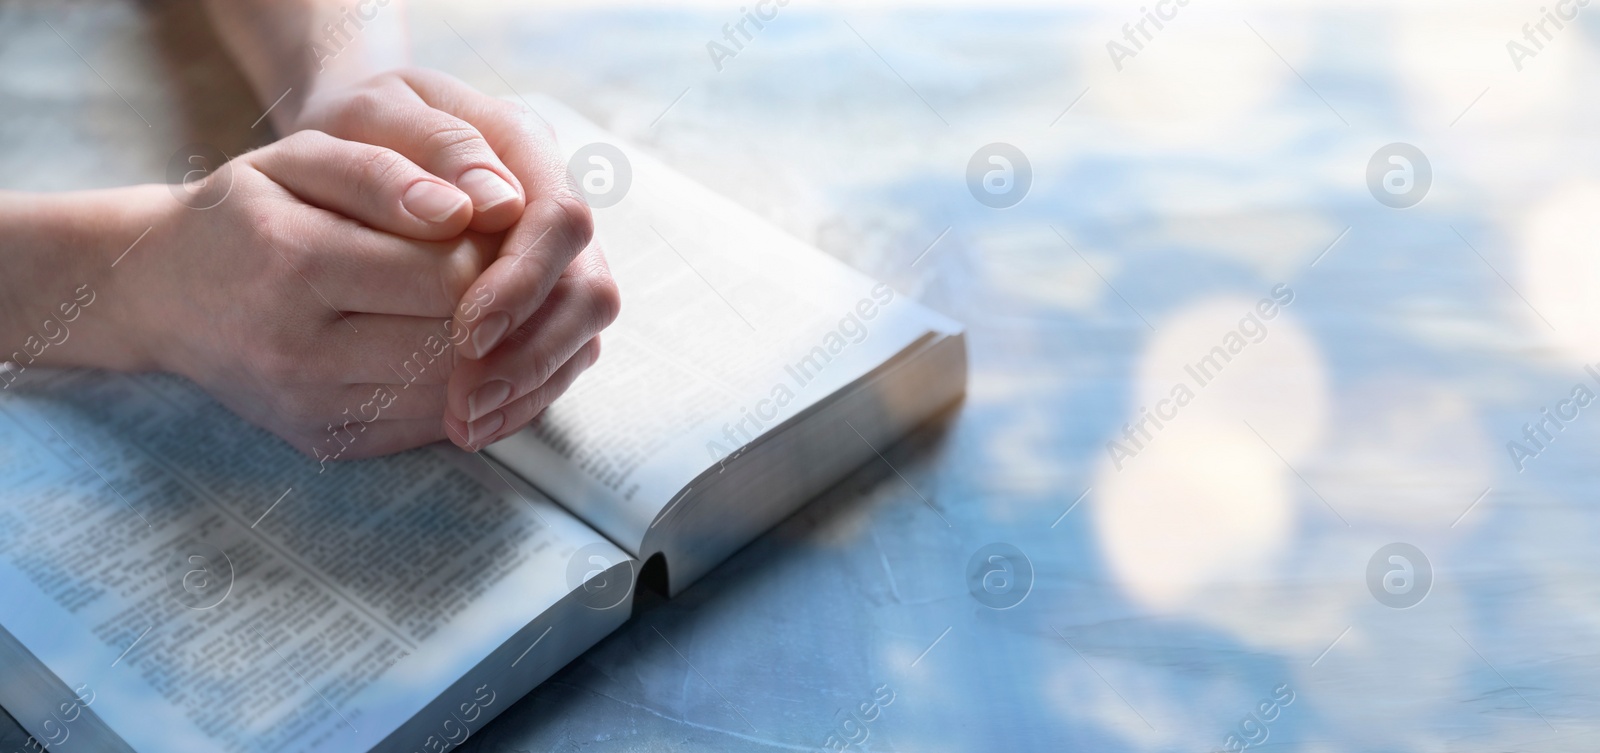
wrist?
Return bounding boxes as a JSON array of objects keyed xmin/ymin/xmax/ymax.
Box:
[
  {"xmin": 0, "ymin": 186, "xmax": 174, "ymax": 375},
  {"xmin": 106, "ymin": 186, "xmax": 184, "ymax": 374}
]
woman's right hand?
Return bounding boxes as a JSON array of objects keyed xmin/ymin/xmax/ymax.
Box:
[{"xmin": 122, "ymin": 130, "xmax": 504, "ymax": 462}]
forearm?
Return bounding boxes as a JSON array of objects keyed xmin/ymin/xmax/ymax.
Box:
[
  {"xmin": 200, "ymin": 0, "xmax": 409, "ymax": 132},
  {"xmin": 0, "ymin": 186, "xmax": 170, "ymax": 376}
]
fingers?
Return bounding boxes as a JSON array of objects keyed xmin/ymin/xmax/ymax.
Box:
[
  {"xmin": 315, "ymin": 313, "xmax": 470, "ymax": 386},
  {"xmin": 317, "ymin": 81, "xmax": 527, "ymax": 232},
  {"xmin": 457, "ymin": 195, "xmax": 596, "ymax": 360},
  {"xmin": 446, "ymin": 336, "xmax": 603, "ymax": 451},
  {"xmin": 251, "ymin": 130, "xmax": 474, "ymax": 241},
  {"xmin": 444, "ymin": 246, "xmax": 620, "ymax": 424},
  {"xmin": 255, "ymin": 203, "xmax": 499, "ymax": 318},
  {"xmin": 395, "ymin": 69, "xmax": 598, "ymax": 360},
  {"xmin": 273, "ymin": 385, "xmax": 449, "ymax": 453},
  {"xmin": 255, "ymin": 313, "xmax": 460, "ymax": 387}
]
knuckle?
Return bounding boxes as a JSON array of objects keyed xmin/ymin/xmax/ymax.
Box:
[
  {"xmin": 439, "ymin": 233, "xmax": 501, "ymax": 317},
  {"xmin": 337, "ymin": 89, "xmax": 388, "ymax": 129},
  {"xmin": 524, "ymin": 343, "xmax": 560, "ymax": 390},
  {"xmin": 489, "ymin": 98, "xmax": 522, "ymax": 123},
  {"xmin": 529, "ymin": 350, "xmax": 588, "ymax": 412},
  {"xmin": 349, "ymin": 146, "xmax": 410, "ymax": 192},
  {"xmin": 252, "ymin": 211, "xmax": 316, "ymax": 277},
  {"xmin": 436, "ymin": 244, "xmax": 481, "ymax": 316},
  {"xmin": 532, "ymin": 113, "xmax": 558, "ymax": 142},
  {"xmin": 279, "ymin": 238, "xmax": 331, "ymax": 288},
  {"xmin": 582, "ymin": 272, "xmax": 622, "ymax": 331},
  {"xmin": 398, "ymin": 65, "xmax": 447, "ymax": 89},
  {"xmin": 420, "ymin": 119, "xmax": 489, "ymax": 161},
  {"xmin": 514, "ymin": 384, "xmax": 555, "ymax": 426},
  {"xmin": 503, "ymin": 327, "xmax": 557, "ymax": 390},
  {"xmin": 374, "ymin": 69, "xmax": 410, "ymax": 88},
  {"xmin": 519, "ymin": 235, "xmax": 563, "ymax": 285},
  {"xmin": 250, "ymin": 319, "xmax": 341, "ymax": 387},
  {"xmin": 251, "ymin": 335, "xmax": 310, "ymax": 385},
  {"xmin": 274, "ymin": 129, "xmax": 323, "ymax": 153},
  {"xmin": 507, "ymin": 102, "xmax": 555, "ymax": 141},
  {"xmin": 538, "ymin": 193, "xmax": 595, "ymax": 257}
]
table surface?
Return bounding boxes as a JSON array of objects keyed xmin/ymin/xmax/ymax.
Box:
[{"xmin": 6, "ymin": 1, "xmax": 1600, "ymax": 751}]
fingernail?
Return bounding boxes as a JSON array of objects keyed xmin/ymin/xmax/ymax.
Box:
[
  {"xmin": 458, "ymin": 168, "xmax": 519, "ymax": 212},
  {"xmin": 467, "ymin": 379, "xmax": 513, "ymax": 422},
  {"xmin": 471, "ymin": 312, "xmax": 511, "ymax": 358},
  {"xmin": 401, "ymin": 181, "xmax": 469, "ymax": 223},
  {"xmin": 467, "ymin": 411, "xmax": 505, "ymax": 447}
]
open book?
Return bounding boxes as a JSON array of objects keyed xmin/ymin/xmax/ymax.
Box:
[{"xmin": 0, "ymin": 96, "xmax": 966, "ymax": 753}]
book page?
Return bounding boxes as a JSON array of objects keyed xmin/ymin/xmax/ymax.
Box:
[
  {"xmin": 486, "ymin": 96, "xmax": 945, "ymax": 555},
  {"xmin": 0, "ymin": 369, "xmax": 629, "ymax": 753}
]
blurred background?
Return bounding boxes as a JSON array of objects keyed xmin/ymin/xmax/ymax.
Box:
[{"xmin": 5, "ymin": 0, "xmax": 1600, "ymax": 750}]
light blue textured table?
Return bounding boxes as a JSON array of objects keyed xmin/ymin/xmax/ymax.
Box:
[{"xmin": 6, "ymin": 1, "xmax": 1600, "ymax": 751}]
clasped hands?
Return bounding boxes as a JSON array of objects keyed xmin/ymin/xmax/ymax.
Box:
[{"xmin": 139, "ymin": 69, "xmax": 619, "ymax": 462}]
